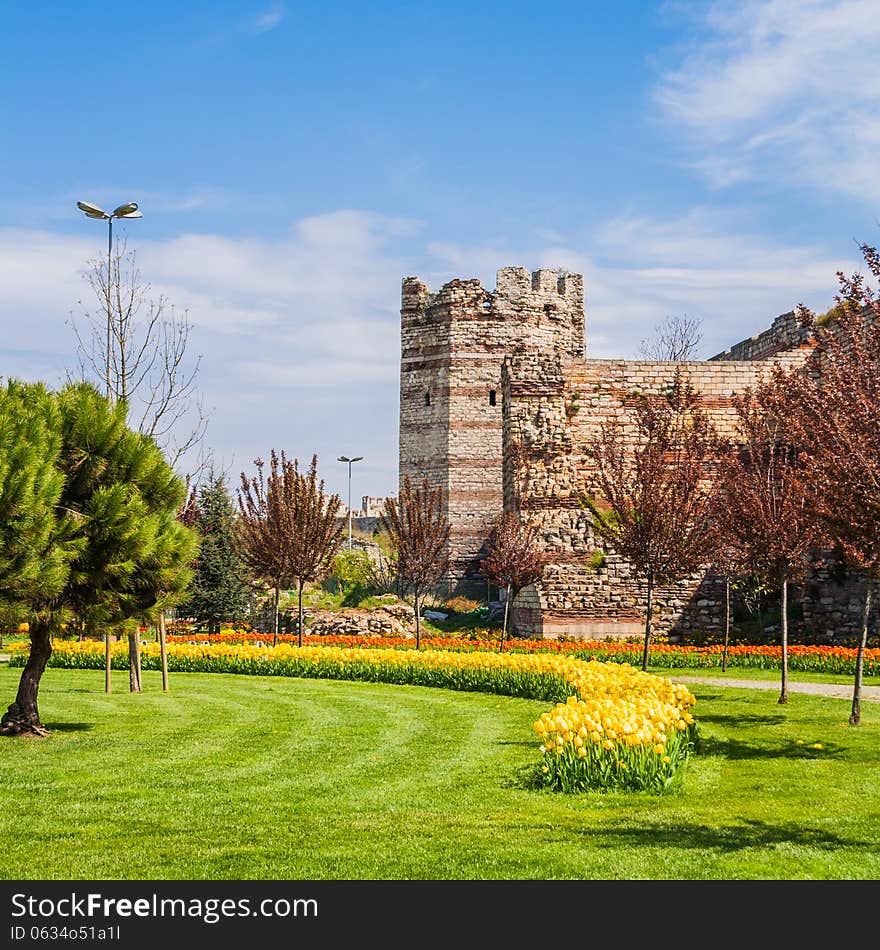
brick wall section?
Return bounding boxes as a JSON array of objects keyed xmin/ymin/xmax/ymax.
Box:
[
  {"xmin": 710, "ymin": 310, "xmax": 813, "ymax": 361},
  {"xmin": 399, "ymin": 267, "xmax": 584, "ymax": 592},
  {"xmin": 502, "ymin": 351, "xmax": 810, "ymax": 639}
]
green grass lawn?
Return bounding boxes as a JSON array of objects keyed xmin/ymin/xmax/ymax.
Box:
[{"xmin": 0, "ymin": 664, "xmax": 877, "ymax": 880}]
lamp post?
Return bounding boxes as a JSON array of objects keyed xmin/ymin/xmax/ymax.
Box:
[
  {"xmin": 337, "ymin": 455, "xmax": 363, "ymax": 550},
  {"xmin": 76, "ymin": 200, "xmax": 143, "ymax": 399}
]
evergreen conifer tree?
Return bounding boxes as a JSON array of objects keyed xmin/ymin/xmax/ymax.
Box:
[
  {"xmin": 0, "ymin": 381, "xmax": 69, "ymax": 610},
  {"xmin": 177, "ymin": 471, "xmax": 252, "ymax": 633},
  {"xmin": 1, "ymin": 382, "xmax": 198, "ymax": 736}
]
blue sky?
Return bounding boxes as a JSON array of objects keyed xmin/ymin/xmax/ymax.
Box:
[{"xmin": 1, "ymin": 0, "xmax": 878, "ymax": 503}]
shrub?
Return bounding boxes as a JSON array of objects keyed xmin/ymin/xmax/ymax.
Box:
[{"xmin": 443, "ymin": 596, "xmax": 483, "ymax": 614}]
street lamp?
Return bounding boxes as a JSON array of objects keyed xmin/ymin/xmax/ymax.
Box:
[
  {"xmin": 337, "ymin": 455, "xmax": 363, "ymax": 550},
  {"xmin": 76, "ymin": 200, "xmax": 143, "ymax": 398}
]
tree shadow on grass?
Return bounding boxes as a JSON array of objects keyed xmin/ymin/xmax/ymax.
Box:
[
  {"xmin": 696, "ymin": 734, "xmax": 844, "ymax": 760},
  {"xmin": 504, "ymin": 764, "xmax": 545, "ymax": 791},
  {"xmin": 44, "ymin": 722, "xmax": 94, "ymax": 732},
  {"xmin": 698, "ymin": 708, "xmax": 789, "ymax": 727},
  {"xmin": 569, "ymin": 818, "xmax": 866, "ymax": 853}
]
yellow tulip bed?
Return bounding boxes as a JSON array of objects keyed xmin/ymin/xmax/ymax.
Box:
[{"xmin": 8, "ymin": 639, "xmax": 698, "ymax": 793}]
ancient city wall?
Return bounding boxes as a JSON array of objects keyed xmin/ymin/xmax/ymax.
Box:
[
  {"xmin": 399, "ymin": 263, "xmax": 873, "ymax": 641},
  {"xmin": 503, "ymin": 350, "xmax": 810, "ymax": 639}
]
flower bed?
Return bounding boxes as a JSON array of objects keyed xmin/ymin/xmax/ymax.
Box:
[
  {"xmin": 160, "ymin": 632, "xmax": 880, "ymax": 676},
  {"xmin": 8, "ymin": 639, "xmax": 697, "ymax": 794}
]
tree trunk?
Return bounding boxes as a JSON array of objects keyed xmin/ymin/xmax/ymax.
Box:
[
  {"xmin": 850, "ymin": 579, "xmax": 872, "ymax": 726},
  {"xmin": 501, "ymin": 583, "xmax": 512, "ymax": 653},
  {"xmin": 128, "ymin": 632, "xmax": 142, "ymax": 693},
  {"xmin": 414, "ymin": 589, "xmax": 421, "ymax": 649},
  {"xmin": 778, "ymin": 574, "xmax": 789, "ymax": 705},
  {"xmin": 298, "ymin": 577, "xmax": 304, "ymax": 648},
  {"xmin": 722, "ymin": 577, "xmax": 731, "ymax": 673},
  {"xmin": 641, "ymin": 570, "xmax": 654, "ymax": 672},
  {"xmin": 159, "ymin": 611, "xmax": 169, "ymax": 692},
  {"xmin": 272, "ymin": 585, "xmax": 280, "ymax": 648},
  {"xmin": 1, "ymin": 617, "xmax": 53, "ymax": 736},
  {"xmin": 105, "ymin": 630, "xmax": 112, "ymax": 694}
]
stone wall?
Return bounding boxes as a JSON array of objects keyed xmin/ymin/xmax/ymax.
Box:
[
  {"xmin": 802, "ymin": 555, "xmax": 880, "ymax": 641},
  {"xmin": 502, "ymin": 350, "xmax": 810, "ymax": 639},
  {"xmin": 710, "ymin": 310, "xmax": 813, "ymax": 362}
]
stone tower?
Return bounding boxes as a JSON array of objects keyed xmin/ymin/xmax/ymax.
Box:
[{"xmin": 398, "ymin": 266, "xmax": 585, "ymax": 594}]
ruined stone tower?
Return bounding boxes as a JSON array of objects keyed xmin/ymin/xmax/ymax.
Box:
[{"xmin": 399, "ymin": 266, "xmax": 585, "ymax": 594}]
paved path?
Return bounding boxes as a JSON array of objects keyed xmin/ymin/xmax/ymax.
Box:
[{"xmin": 672, "ymin": 675, "xmax": 880, "ymax": 703}]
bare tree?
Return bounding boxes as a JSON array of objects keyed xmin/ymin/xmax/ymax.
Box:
[
  {"xmin": 380, "ymin": 476, "xmax": 450, "ymax": 648},
  {"xmin": 714, "ymin": 369, "xmax": 817, "ymax": 704},
  {"xmin": 479, "ymin": 512, "xmax": 549, "ymax": 651},
  {"xmin": 69, "ymin": 240, "xmax": 210, "ymax": 688},
  {"xmin": 583, "ymin": 369, "xmax": 719, "ymax": 670},
  {"xmin": 237, "ymin": 452, "xmax": 344, "ymax": 647},
  {"xmin": 69, "ymin": 238, "xmax": 209, "ymax": 476},
  {"xmin": 639, "ymin": 314, "xmax": 704, "ymax": 361},
  {"xmin": 788, "ymin": 241, "xmax": 880, "ymax": 724}
]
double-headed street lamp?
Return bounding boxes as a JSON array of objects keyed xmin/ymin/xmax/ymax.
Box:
[
  {"xmin": 337, "ymin": 455, "xmax": 363, "ymax": 550},
  {"xmin": 76, "ymin": 200, "xmax": 143, "ymax": 398}
]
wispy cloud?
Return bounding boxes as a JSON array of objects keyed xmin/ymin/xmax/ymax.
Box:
[
  {"xmin": 0, "ymin": 210, "xmax": 419, "ymax": 495},
  {"xmin": 655, "ymin": 0, "xmax": 880, "ymax": 201},
  {"xmin": 250, "ymin": 3, "xmax": 285, "ymax": 34}
]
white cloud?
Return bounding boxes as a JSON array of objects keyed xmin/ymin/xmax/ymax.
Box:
[
  {"xmin": 0, "ymin": 211, "xmax": 418, "ymax": 499},
  {"xmin": 250, "ymin": 4, "xmax": 285, "ymax": 34},
  {"xmin": 655, "ymin": 0, "xmax": 880, "ymax": 201}
]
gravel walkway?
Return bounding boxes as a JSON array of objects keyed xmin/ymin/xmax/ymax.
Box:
[{"xmin": 672, "ymin": 675, "xmax": 880, "ymax": 702}]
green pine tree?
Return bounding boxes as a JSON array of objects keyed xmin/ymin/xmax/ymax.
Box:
[
  {"xmin": 1, "ymin": 382, "xmax": 198, "ymax": 736},
  {"xmin": 0, "ymin": 381, "xmax": 69, "ymax": 611},
  {"xmin": 177, "ymin": 471, "xmax": 253, "ymax": 633}
]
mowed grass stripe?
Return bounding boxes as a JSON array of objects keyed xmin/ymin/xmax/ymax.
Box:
[{"xmin": 0, "ymin": 666, "xmax": 878, "ymax": 879}]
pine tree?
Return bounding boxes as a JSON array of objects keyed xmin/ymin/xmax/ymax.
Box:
[
  {"xmin": 177, "ymin": 471, "xmax": 252, "ymax": 633},
  {"xmin": 0, "ymin": 381, "xmax": 69, "ymax": 610},
  {"xmin": 128, "ymin": 506, "xmax": 199, "ymax": 692},
  {"xmin": 1, "ymin": 382, "xmax": 198, "ymax": 735},
  {"xmin": 0, "ymin": 381, "xmax": 72, "ymax": 719}
]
